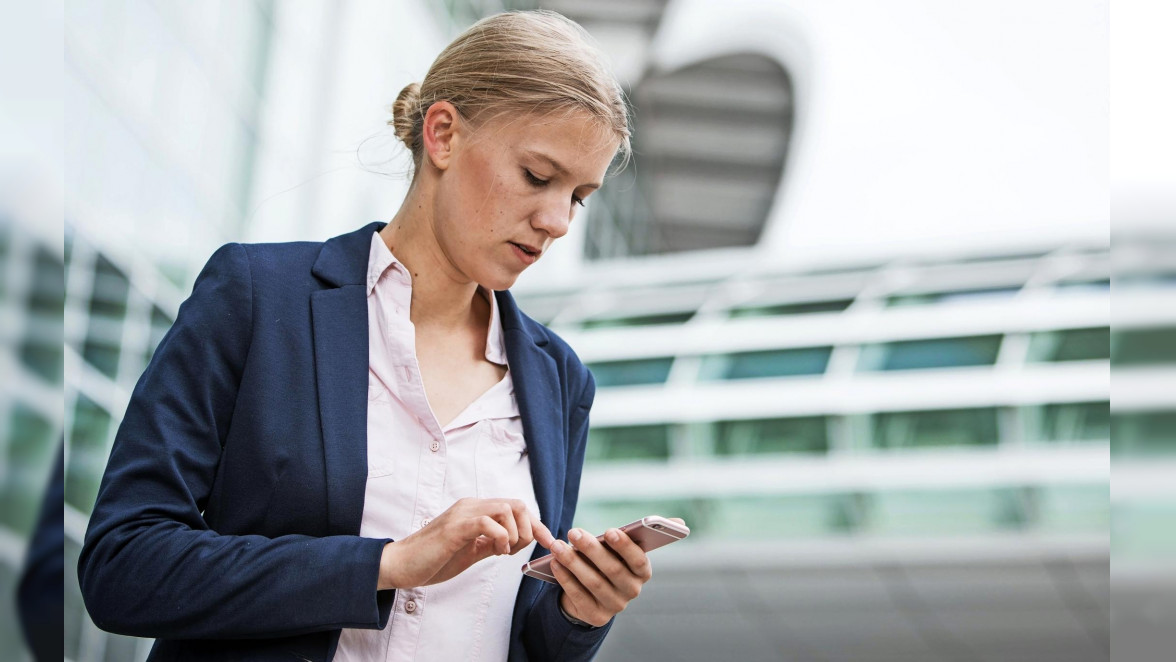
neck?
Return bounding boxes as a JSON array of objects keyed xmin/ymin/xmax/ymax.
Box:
[{"xmin": 379, "ymin": 187, "xmax": 483, "ymax": 330}]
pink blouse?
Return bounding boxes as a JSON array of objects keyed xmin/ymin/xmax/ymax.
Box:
[{"xmin": 334, "ymin": 232, "xmax": 540, "ymax": 661}]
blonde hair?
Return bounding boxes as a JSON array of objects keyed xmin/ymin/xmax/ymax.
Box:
[{"xmin": 389, "ymin": 10, "xmax": 631, "ymax": 175}]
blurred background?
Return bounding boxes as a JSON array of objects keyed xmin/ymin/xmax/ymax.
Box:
[{"xmin": 2, "ymin": 0, "xmax": 1170, "ymax": 660}]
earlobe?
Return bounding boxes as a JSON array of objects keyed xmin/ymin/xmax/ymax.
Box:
[{"xmin": 422, "ymin": 101, "xmax": 460, "ymax": 171}]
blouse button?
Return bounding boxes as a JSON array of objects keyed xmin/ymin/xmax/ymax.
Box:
[
  {"xmin": 405, "ymin": 600, "xmax": 418, "ymax": 613},
  {"xmin": 430, "ymin": 440, "xmax": 440, "ymax": 452}
]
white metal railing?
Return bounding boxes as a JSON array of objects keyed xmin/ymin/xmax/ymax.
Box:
[{"xmin": 578, "ymin": 445, "xmax": 1108, "ymax": 501}]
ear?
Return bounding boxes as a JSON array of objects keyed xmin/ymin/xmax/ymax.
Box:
[{"xmin": 422, "ymin": 101, "xmax": 461, "ymax": 171}]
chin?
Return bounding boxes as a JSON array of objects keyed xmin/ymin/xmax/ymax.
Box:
[{"xmin": 479, "ymin": 270, "xmax": 522, "ymax": 292}]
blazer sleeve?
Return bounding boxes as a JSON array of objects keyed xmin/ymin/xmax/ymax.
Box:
[
  {"xmin": 522, "ymin": 368, "xmax": 615, "ymax": 660},
  {"xmin": 77, "ymin": 243, "xmax": 395, "ymax": 640}
]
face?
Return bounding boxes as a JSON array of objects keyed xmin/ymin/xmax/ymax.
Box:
[{"xmin": 426, "ymin": 107, "xmax": 619, "ymax": 291}]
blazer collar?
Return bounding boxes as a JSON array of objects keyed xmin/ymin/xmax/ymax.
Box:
[
  {"xmin": 312, "ymin": 224, "xmax": 567, "ymax": 538},
  {"xmin": 312, "ymin": 222, "xmax": 386, "ymax": 287}
]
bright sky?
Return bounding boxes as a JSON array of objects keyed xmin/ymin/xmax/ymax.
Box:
[{"xmin": 649, "ymin": 0, "xmax": 1121, "ymax": 265}]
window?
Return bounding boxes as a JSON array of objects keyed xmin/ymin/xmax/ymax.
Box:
[
  {"xmin": 1054, "ymin": 279, "xmax": 1110, "ymax": 294},
  {"xmin": 708, "ymin": 494, "xmax": 861, "ymax": 539},
  {"xmin": 1112, "ymin": 411, "xmax": 1176, "ymax": 457},
  {"xmin": 729, "ymin": 299, "xmax": 853, "ymax": 318},
  {"xmin": 886, "ymin": 286, "xmax": 1020, "ymax": 307},
  {"xmin": 89, "ymin": 254, "xmax": 130, "ymax": 318},
  {"xmin": 582, "ymin": 311, "xmax": 695, "ymax": 329},
  {"xmin": 1028, "ymin": 402, "xmax": 1109, "ymax": 442},
  {"xmin": 1113, "ymin": 328, "xmax": 1176, "ymax": 365},
  {"xmin": 1114, "ymin": 501, "xmax": 1176, "ymax": 560},
  {"xmin": 714, "ymin": 416, "xmax": 829, "ymax": 455},
  {"xmin": 1027, "ymin": 328, "xmax": 1110, "ymax": 362},
  {"xmin": 0, "ymin": 405, "xmax": 56, "ymax": 534},
  {"xmin": 859, "ymin": 335, "xmax": 1002, "ymax": 371},
  {"xmin": 83, "ymin": 334, "xmax": 122, "ymax": 380},
  {"xmin": 20, "ymin": 247, "xmax": 65, "ymax": 383},
  {"xmin": 872, "ymin": 407, "xmax": 999, "ymax": 449},
  {"xmin": 84, "ymin": 255, "xmax": 130, "ymax": 379},
  {"xmin": 67, "ymin": 395, "xmax": 113, "ymax": 513},
  {"xmin": 700, "ymin": 346, "xmax": 831, "ymax": 380},
  {"xmin": 1034, "ymin": 484, "xmax": 1108, "ymax": 532},
  {"xmin": 869, "ymin": 488, "xmax": 1026, "ymax": 535},
  {"xmin": 586, "ymin": 425, "xmax": 671, "ymax": 463},
  {"xmin": 587, "ymin": 358, "xmax": 674, "ymax": 387}
]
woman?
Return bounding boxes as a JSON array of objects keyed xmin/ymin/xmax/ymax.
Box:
[{"xmin": 79, "ymin": 11, "xmax": 664, "ymax": 662}]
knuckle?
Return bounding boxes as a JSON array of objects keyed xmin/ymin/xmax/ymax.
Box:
[{"xmin": 585, "ymin": 575, "xmax": 607, "ymax": 594}]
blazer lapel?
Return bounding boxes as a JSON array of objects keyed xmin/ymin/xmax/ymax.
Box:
[
  {"xmin": 310, "ymin": 223, "xmax": 383, "ymax": 535},
  {"xmin": 311, "ymin": 287, "xmax": 369, "ymax": 535},
  {"xmin": 497, "ymin": 291, "xmax": 567, "ymax": 536}
]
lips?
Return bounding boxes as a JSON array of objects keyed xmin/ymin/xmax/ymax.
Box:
[{"xmin": 509, "ymin": 241, "xmax": 541, "ymax": 265}]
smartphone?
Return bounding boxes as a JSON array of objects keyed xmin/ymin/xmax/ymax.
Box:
[{"xmin": 521, "ymin": 515, "xmax": 690, "ymax": 583}]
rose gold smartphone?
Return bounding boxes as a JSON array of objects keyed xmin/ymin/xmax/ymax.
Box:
[{"xmin": 521, "ymin": 515, "xmax": 690, "ymax": 583}]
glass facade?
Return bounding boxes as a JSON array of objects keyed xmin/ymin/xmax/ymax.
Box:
[
  {"xmin": 0, "ymin": 221, "xmax": 65, "ymax": 662},
  {"xmin": 714, "ymin": 416, "xmax": 829, "ymax": 455},
  {"xmin": 587, "ymin": 425, "xmax": 672, "ymax": 462},
  {"xmin": 1028, "ymin": 327, "xmax": 1111, "ymax": 362},
  {"xmin": 872, "ymin": 407, "xmax": 1000, "ymax": 449},
  {"xmin": 886, "ymin": 286, "xmax": 1020, "ymax": 307},
  {"xmin": 587, "ymin": 358, "xmax": 675, "ymax": 387},
  {"xmin": 1028, "ymin": 401, "xmax": 1110, "ymax": 443},
  {"xmin": 859, "ymin": 335, "xmax": 1003, "ymax": 371},
  {"xmin": 699, "ymin": 346, "xmax": 832, "ymax": 380},
  {"xmin": 1113, "ymin": 327, "xmax": 1176, "ymax": 365},
  {"xmin": 572, "ymin": 485, "xmax": 1110, "ymax": 541},
  {"xmin": 729, "ymin": 299, "xmax": 853, "ymax": 318},
  {"xmin": 582, "ymin": 311, "xmax": 695, "ymax": 329},
  {"xmin": 1112, "ymin": 411, "xmax": 1176, "ymax": 457}
]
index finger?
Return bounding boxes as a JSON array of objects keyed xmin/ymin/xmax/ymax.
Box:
[{"xmin": 530, "ymin": 516, "xmax": 555, "ymax": 549}]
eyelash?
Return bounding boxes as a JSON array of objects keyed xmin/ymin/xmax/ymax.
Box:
[{"xmin": 524, "ymin": 169, "xmax": 585, "ymax": 207}]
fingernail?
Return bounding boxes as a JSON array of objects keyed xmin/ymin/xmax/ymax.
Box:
[
  {"xmin": 605, "ymin": 529, "xmax": 619, "ymax": 544},
  {"xmin": 553, "ymin": 541, "xmax": 567, "ymax": 554},
  {"xmin": 568, "ymin": 529, "xmax": 582, "ymax": 543}
]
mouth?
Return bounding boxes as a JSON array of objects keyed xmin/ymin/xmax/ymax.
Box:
[{"xmin": 509, "ymin": 241, "xmax": 541, "ymax": 265}]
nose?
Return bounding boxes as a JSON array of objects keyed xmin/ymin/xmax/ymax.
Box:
[{"xmin": 531, "ymin": 200, "xmax": 572, "ymax": 240}]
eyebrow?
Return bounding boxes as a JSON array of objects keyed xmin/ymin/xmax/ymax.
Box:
[{"xmin": 525, "ymin": 150, "xmax": 601, "ymax": 190}]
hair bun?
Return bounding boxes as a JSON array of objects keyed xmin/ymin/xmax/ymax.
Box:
[{"xmin": 390, "ymin": 82, "xmax": 422, "ymax": 148}]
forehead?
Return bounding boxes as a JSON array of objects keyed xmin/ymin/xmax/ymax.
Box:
[{"xmin": 478, "ymin": 109, "xmax": 619, "ymax": 172}]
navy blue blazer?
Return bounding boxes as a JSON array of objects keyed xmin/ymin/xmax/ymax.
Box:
[{"xmin": 79, "ymin": 223, "xmax": 612, "ymax": 661}]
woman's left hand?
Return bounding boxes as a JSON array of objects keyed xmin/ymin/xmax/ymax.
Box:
[{"xmin": 547, "ymin": 519, "xmax": 684, "ymax": 627}]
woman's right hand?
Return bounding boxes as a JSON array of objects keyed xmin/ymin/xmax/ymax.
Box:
[{"xmin": 377, "ymin": 497, "xmax": 554, "ymax": 590}]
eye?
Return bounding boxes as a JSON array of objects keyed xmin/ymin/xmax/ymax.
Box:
[
  {"xmin": 571, "ymin": 194, "xmax": 585, "ymax": 208},
  {"xmin": 523, "ymin": 169, "xmax": 548, "ymax": 187}
]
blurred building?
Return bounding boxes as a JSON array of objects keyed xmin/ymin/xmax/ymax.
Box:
[
  {"xmin": 0, "ymin": 200, "xmax": 65, "ymax": 660},
  {"xmin": 48, "ymin": 1, "xmax": 1146, "ymax": 662}
]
